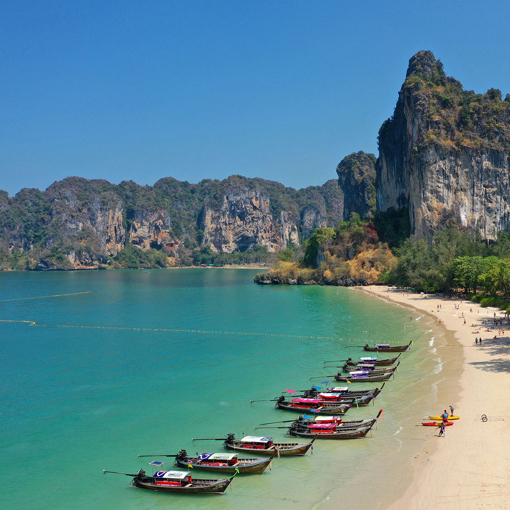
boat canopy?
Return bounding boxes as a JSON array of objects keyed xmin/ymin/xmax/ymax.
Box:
[
  {"xmin": 198, "ymin": 453, "xmax": 237, "ymax": 461},
  {"xmin": 315, "ymin": 416, "xmax": 342, "ymax": 422},
  {"xmin": 350, "ymin": 371, "xmax": 368, "ymax": 376},
  {"xmin": 309, "ymin": 423, "xmax": 336, "ymax": 430},
  {"xmin": 360, "ymin": 357, "xmax": 377, "ymax": 361},
  {"xmin": 357, "ymin": 364, "xmax": 376, "ymax": 368},
  {"xmin": 154, "ymin": 471, "xmax": 190, "ymax": 479},
  {"xmin": 327, "ymin": 386, "xmax": 349, "ymax": 392},
  {"xmin": 291, "ymin": 398, "xmax": 321, "ymax": 404},
  {"xmin": 241, "ymin": 436, "xmax": 272, "ymax": 443},
  {"xmin": 375, "ymin": 343, "xmax": 391, "ymax": 347}
]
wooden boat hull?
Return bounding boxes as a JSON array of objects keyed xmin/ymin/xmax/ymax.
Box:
[
  {"xmin": 343, "ymin": 366, "xmax": 396, "ymax": 375},
  {"xmin": 288, "ymin": 425, "xmax": 372, "ymax": 439},
  {"xmin": 298, "ymin": 417, "xmax": 376, "ymax": 428},
  {"xmin": 363, "ymin": 342, "xmax": 411, "ymax": 352},
  {"xmin": 285, "ymin": 395, "xmax": 373, "ymax": 406},
  {"xmin": 224, "ymin": 440, "xmax": 313, "ymax": 456},
  {"xmin": 301, "ymin": 388, "xmax": 379, "ymax": 399},
  {"xmin": 132, "ymin": 476, "xmax": 232, "ymax": 494},
  {"xmin": 175, "ymin": 456, "xmax": 272, "ymax": 474},
  {"xmin": 275, "ymin": 401, "xmax": 350, "ymax": 414},
  {"xmin": 335, "ymin": 372, "xmax": 393, "ymax": 383},
  {"xmin": 344, "ymin": 355, "xmax": 400, "ymax": 367}
]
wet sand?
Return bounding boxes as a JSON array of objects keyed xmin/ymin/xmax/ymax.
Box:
[{"xmin": 363, "ymin": 286, "xmax": 510, "ymax": 510}]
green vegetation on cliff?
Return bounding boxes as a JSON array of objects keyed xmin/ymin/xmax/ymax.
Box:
[
  {"xmin": 255, "ymin": 214, "xmax": 397, "ymax": 286},
  {"xmin": 379, "ymin": 50, "xmax": 510, "ymax": 153},
  {"xmin": 0, "ymin": 175, "xmax": 343, "ymax": 270}
]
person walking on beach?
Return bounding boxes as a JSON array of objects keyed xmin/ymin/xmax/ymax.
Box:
[
  {"xmin": 480, "ymin": 337, "xmax": 483, "ymax": 345},
  {"xmin": 438, "ymin": 422, "xmax": 446, "ymax": 437},
  {"xmin": 475, "ymin": 337, "xmax": 478, "ymax": 345},
  {"xmin": 449, "ymin": 405, "xmax": 454, "ymax": 416},
  {"xmin": 442, "ymin": 410, "xmax": 449, "ymax": 424}
]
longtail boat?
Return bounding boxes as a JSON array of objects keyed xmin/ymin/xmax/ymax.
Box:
[
  {"xmin": 301, "ymin": 383, "xmax": 385, "ymax": 399},
  {"xmin": 343, "ymin": 354, "xmax": 401, "ymax": 367},
  {"xmin": 103, "ymin": 468, "xmax": 234, "ymax": 494},
  {"xmin": 342, "ymin": 363, "xmax": 398, "ymax": 375},
  {"xmin": 275, "ymin": 396, "xmax": 351, "ymax": 414},
  {"xmin": 335, "ymin": 371, "xmax": 394, "ymax": 383},
  {"xmin": 363, "ymin": 341, "xmax": 412, "ymax": 352},
  {"xmin": 277, "ymin": 393, "xmax": 374, "ymax": 407},
  {"xmin": 139, "ymin": 449, "xmax": 275, "ymax": 474},
  {"xmin": 257, "ymin": 412, "xmax": 381, "ymax": 430},
  {"xmin": 192, "ymin": 434, "xmax": 315, "ymax": 456},
  {"xmin": 288, "ymin": 421, "xmax": 373, "ymax": 439}
]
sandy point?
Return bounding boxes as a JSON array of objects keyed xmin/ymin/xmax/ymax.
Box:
[{"xmin": 361, "ymin": 285, "xmax": 510, "ymax": 510}]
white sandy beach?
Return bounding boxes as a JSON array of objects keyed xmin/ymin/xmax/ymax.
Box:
[{"xmin": 362, "ymin": 286, "xmax": 510, "ymax": 510}]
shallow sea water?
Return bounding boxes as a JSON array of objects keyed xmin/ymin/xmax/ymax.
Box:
[{"xmin": 0, "ymin": 270, "xmax": 444, "ymax": 509}]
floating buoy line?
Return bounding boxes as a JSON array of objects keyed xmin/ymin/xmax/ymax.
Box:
[{"xmin": 0, "ymin": 318, "xmax": 411, "ymax": 344}]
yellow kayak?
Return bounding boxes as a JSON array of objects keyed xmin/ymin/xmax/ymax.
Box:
[{"xmin": 429, "ymin": 415, "xmax": 460, "ymax": 420}]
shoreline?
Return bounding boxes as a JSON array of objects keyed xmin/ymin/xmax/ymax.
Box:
[{"xmin": 362, "ymin": 286, "xmax": 510, "ymax": 509}]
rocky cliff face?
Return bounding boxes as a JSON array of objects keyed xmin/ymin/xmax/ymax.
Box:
[
  {"xmin": 129, "ymin": 210, "xmax": 175, "ymax": 251},
  {"xmin": 200, "ymin": 189, "xmax": 300, "ymax": 253},
  {"xmin": 0, "ymin": 175, "xmax": 343, "ymax": 269},
  {"xmin": 377, "ymin": 50, "xmax": 510, "ymax": 239},
  {"xmin": 336, "ymin": 151, "xmax": 376, "ymax": 220}
]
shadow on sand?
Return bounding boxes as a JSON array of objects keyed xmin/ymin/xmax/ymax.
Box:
[{"xmin": 470, "ymin": 339, "xmax": 510, "ymax": 373}]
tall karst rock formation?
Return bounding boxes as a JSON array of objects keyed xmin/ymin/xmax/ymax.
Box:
[
  {"xmin": 336, "ymin": 151, "xmax": 376, "ymax": 220},
  {"xmin": 377, "ymin": 50, "xmax": 510, "ymax": 239}
]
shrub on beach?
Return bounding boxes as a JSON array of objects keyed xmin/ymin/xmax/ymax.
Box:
[{"xmin": 480, "ymin": 296, "xmax": 498, "ymax": 307}]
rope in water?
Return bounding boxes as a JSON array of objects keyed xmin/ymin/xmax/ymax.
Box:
[
  {"xmin": 0, "ymin": 291, "xmax": 92, "ymax": 303},
  {"xmin": 0, "ymin": 319, "xmax": 413, "ymax": 343}
]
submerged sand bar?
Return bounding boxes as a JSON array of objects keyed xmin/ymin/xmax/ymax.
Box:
[{"xmin": 362, "ymin": 286, "xmax": 510, "ymax": 510}]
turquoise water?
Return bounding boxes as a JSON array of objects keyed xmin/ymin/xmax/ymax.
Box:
[{"xmin": 0, "ymin": 270, "xmax": 441, "ymax": 509}]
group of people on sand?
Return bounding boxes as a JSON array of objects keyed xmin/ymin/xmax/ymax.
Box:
[{"xmin": 438, "ymin": 406, "xmax": 455, "ymax": 437}]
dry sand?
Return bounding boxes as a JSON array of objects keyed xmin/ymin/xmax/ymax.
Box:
[{"xmin": 362, "ymin": 286, "xmax": 510, "ymax": 510}]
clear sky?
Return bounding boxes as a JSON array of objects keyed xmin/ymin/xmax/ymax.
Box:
[{"xmin": 1, "ymin": 0, "xmax": 509, "ymax": 196}]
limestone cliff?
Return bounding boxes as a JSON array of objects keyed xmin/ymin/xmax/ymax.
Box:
[
  {"xmin": 336, "ymin": 151, "xmax": 376, "ymax": 220},
  {"xmin": 377, "ymin": 50, "xmax": 510, "ymax": 239},
  {"xmin": 200, "ymin": 189, "xmax": 299, "ymax": 253},
  {"xmin": 0, "ymin": 175, "xmax": 343, "ymax": 269},
  {"xmin": 129, "ymin": 210, "xmax": 175, "ymax": 251}
]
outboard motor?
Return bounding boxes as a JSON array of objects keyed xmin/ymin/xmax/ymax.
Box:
[
  {"xmin": 176, "ymin": 449, "xmax": 188, "ymax": 460},
  {"xmin": 226, "ymin": 433, "xmax": 235, "ymax": 445},
  {"xmin": 278, "ymin": 396, "xmax": 285, "ymax": 403}
]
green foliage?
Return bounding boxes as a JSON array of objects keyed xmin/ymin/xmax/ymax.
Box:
[
  {"xmin": 486, "ymin": 88, "xmax": 502, "ymax": 101},
  {"xmin": 373, "ymin": 208, "xmax": 411, "ymax": 248},
  {"xmin": 303, "ymin": 227, "xmax": 337, "ymax": 268},
  {"xmin": 479, "ymin": 259, "xmax": 510, "ymax": 296},
  {"xmin": 390, "ymin": 225, "xmax": 510, "ymax": 295},
  {"xmin": 113, "ymin": 244, "xmax": 169, "ymax": 269}
]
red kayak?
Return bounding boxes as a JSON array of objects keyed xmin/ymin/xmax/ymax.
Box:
[{"xmin": 422, "ymin": 421, "xmax": 453, "ymax": 426}]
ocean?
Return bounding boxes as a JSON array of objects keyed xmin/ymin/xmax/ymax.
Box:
[{"xmin": 0, "ymin": 269, "xmax": 449, "ymax": 509}]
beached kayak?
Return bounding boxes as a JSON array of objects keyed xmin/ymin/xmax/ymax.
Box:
[
  {"xmin": 422, "ymin": 421, "xmax": 453, "ymax": 426},
  {"xmin": 429, "ymin": 416, "xmax": 459, "ymax": 420}
]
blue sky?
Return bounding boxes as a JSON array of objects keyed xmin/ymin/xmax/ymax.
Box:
[{"xmin": 1, "ymin": 0, "xmax": 509, "ymax": 196}]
